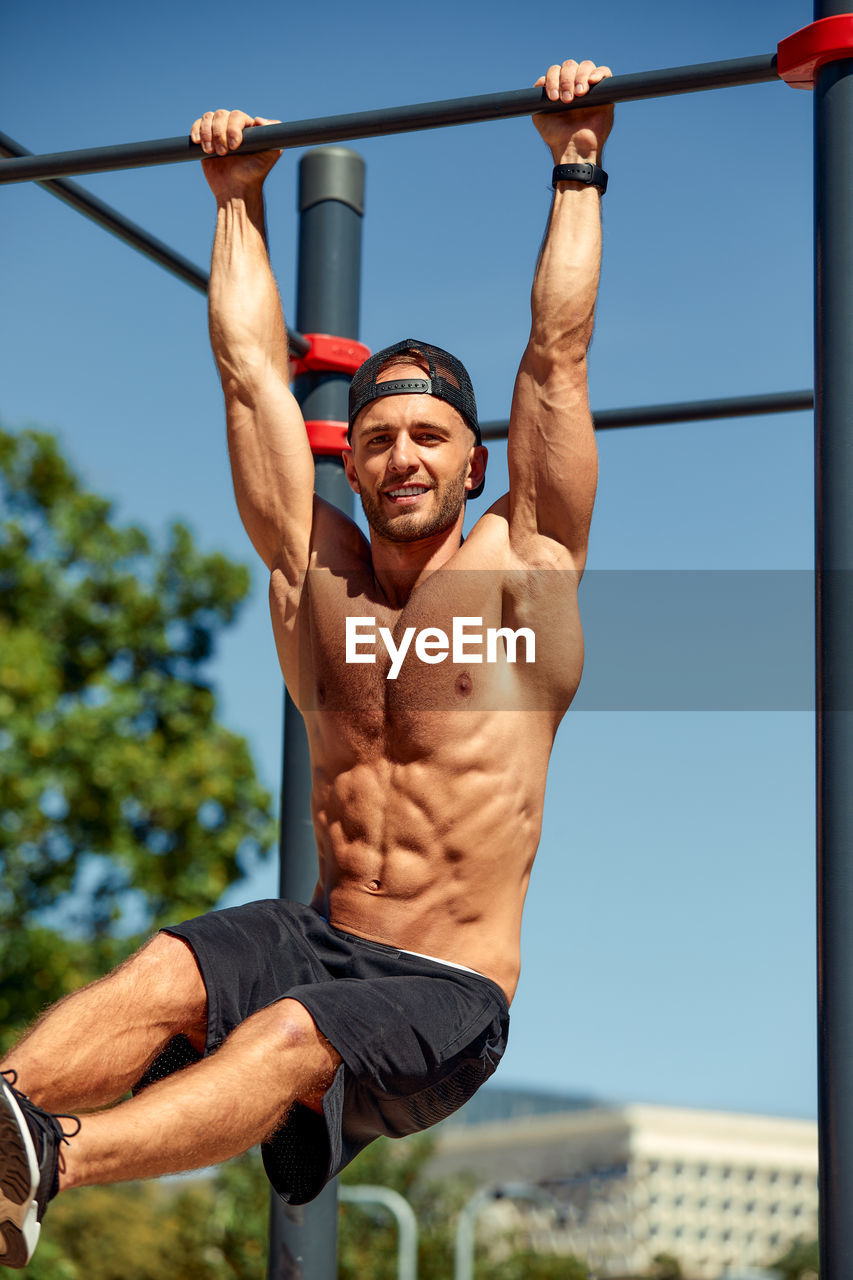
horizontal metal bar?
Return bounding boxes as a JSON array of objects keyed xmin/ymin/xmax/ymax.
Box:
[
  {"xmin": 0, "ymin": 129, "xmax": 310, "ymax": 358},
  {"xmin": 0, "ymin": 55, "xmax": 778, "ymax": 186},
  {"xmin": 479, "ymin": 389, "xmax": 814, "ymax": 440}
]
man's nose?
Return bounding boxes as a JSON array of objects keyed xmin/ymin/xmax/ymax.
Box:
[{"xmin": 388, "ymin": 435, "xmax": 416, "ymax": 471}]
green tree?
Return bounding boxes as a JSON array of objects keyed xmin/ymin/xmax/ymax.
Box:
[
  {"xmin": 338, "ymin": 1134, "xmax": 590, "ymax": 1280},
  {"xmin": 33, "ymin": 1133, "xmax": 595, "ymax": 1278},
  {"xmin": 0, "ymin": 425, "xmax": 275, "ymax": 1046},
  {"xmin": 648, "ymin": 1253, "xmax": 684, "ymax": 1280},
  {"xmin": 25, "ymin": 1180, "xmax": 218, "ymax": 1280},
  {"xmin": 30, "ymin": 1154, "xmax": 270, "ymax": 1280},
  {"xmin": 771, "ymin": 1237, "xmax": 819, "ymax": 1280}
]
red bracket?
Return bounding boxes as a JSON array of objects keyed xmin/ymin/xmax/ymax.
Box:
[
  {"xmin": 305, "ymin": 420, "xmax": 351, "ymax": 456},
  {"xmin": 290, "ymin": 333, "xmax": 371, "ymax": 378},
  {"xmin": 778, "ymin": 14, "xmax": 853, "ymax": 89}
]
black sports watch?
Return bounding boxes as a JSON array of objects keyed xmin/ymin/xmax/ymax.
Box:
[{"xmin": 551, "ymin": 163, "xmax": 608, "ymax": 193}]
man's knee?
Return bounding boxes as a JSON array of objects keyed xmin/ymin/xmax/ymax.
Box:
[{"xmin": 247, "ymin": 999, "xmax": 342, "ymax": 1113}]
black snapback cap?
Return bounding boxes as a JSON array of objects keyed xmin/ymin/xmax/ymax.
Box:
[{"xmin": 348, "ymin": 339, "xmax": 484, "ymax": 500}]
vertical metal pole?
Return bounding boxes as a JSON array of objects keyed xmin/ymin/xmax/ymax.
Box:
[
  {"xmin": 814, "ymin": 4, "xmax": 853, "ymax": 1278},
  {"xmin": 268, "ymin": 146, "xmax": 365, "ymax": 1280}
]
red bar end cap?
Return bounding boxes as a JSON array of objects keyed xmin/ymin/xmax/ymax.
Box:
[
  {"xmin": 778, "ymin": 14, "xmax": 853, "ymax": 89},
  {"xmin": 291, "ymin": 333, "xmax": 371, "ymax": 378},
  {"xmin": 305, "ymin": 420, "xmax": 351, "ymax": 456}
]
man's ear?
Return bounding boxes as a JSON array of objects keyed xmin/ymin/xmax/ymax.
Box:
[
  {"xmin": 342, "ymin": 450, "xmax": 361, "ymax": 495},
  {"xmin": 466, "ymin": 444, "xmax": 488, "ymax": 492}
]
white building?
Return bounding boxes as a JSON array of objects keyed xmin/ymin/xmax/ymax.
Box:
[{"xmin": 430, "ymin": 1101, "xmax": 817, "ymax": 1277}]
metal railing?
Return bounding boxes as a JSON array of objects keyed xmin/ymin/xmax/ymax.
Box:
[{"xmin": 339, "ymin": 1184, "xmax": 418, "ymax": 1280}]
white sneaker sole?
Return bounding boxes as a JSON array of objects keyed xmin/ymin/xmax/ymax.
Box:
[{"xmin": 0, "ymin": 1079, "xmax": 41, "ymax": 1268}]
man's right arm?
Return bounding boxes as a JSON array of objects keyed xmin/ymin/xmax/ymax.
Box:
[{"xmin": 194, "ymin": 109, "xmax": 314, "ymax": 579}]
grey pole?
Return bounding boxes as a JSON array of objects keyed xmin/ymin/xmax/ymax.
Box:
[
  {"xmin": 479, "ymin": 388, "xmax": 814, "ymax": 440},
  {"xmin": 269, "ymin": 146, "xmax": 365, "ymax": 1280},
  {"xmin": 814, "ymin": 4, "xmax": 853, "ymax": 1279}
]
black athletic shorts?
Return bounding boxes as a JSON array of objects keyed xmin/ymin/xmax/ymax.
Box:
[{"xmin": 139, "ymin": 899, "xmax": 509, "ymax": 1205}]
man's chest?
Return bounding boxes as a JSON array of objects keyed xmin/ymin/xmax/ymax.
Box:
[{"xmin": 287, "ymin": 566, "xmax": 582, "ymax": 720}]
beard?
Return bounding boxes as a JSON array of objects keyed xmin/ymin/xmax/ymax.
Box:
[{"xmin": 357, "ymin": 463, "xmax": 469, "ymax": 542}]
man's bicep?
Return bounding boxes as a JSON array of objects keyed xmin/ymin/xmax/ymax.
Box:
[
  {"xmin": 506, "ymin": 353, "xmax": 598, "ymax": 568},
  {"xmin": 224, "ymin": 372, "xmax": 316, "ymax": 574}
]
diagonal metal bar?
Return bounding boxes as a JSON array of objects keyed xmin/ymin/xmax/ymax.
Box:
[
  {"xmin": 0, "ymin": 129, "xmax": 209, "ymax": 291},
  {"xmin": 0, "ymin": 129, "xmax": 310, "ymax": 357},
  {"xmin": 479, "ymin": 388, "xmax": 814, "ymax": 440},
  {"xmin": 0, "ymin": 55, "xmax": 778, "ymax": 186}
]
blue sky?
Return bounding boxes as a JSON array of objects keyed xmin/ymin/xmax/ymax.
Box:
[{"xmin": 1, "ymin": 0, "xmax": 817, "ymax": 1118}]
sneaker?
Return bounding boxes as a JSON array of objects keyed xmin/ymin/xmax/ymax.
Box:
[{"xmin": 0, "ymin": 1070, "xmax": 80, "ymax": 1269}]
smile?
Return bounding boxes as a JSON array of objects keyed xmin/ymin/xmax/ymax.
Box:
[{"xmin": 383, "ymin": 485, "xmax": 431, "ymax": 503}]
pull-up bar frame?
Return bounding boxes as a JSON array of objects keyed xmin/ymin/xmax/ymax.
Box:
[
  {"xmin": 0, "ymin": 54, "xmax": 779, "ymax": 186},
  {"xmin": 2, "ymin": 18, "xmax": 849, "ymax": 1280},
  {"xmin": 1, "ymin": 115, "xmax": 813, "ymax": 439}
]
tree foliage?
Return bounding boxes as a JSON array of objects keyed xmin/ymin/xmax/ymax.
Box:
[
  {"xmin": 0, "ymin": 426, "xmax": 275, "ymax": 1044},
  {"xmin": 770, "ymin": 1236, "xmax": 819, "ymax": 1280},
  {"xmin": 33, "ymin": 1135, "xmax": 592, "ymax": 1279},
  {"xmin": 648, "ymin": 1253, "xmax": 684, "ymax": 1280}
]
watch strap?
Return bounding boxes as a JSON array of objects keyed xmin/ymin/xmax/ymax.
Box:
[{"xmin": 552, "ymin": 162, "xmax": 608, "ymax": 193}]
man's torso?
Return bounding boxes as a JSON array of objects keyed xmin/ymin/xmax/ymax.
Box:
[{"xmin": 269, "ymin": 498, "xmax": 584, "ymax": 1001}]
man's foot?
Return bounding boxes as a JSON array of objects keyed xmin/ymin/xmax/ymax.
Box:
[{"xmin": 0, "ymin": 1071, "xmax": 79, "ymax": 1268}]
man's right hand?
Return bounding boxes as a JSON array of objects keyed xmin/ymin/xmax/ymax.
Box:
[{"xmin": 190, "ymin": 109, "xmax": 282, "ymax": 200}]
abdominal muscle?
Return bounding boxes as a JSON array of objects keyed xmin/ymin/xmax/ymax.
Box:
[{"xmin": 306, "ymin": 708, "xmax": 555, "ymax": 1004}]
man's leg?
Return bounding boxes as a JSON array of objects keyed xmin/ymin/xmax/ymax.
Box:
[
  {"xmin": 56, "ymin": 997, "xmax": 342, "ymax": 1190},
  {"xmin": 1, "ymin": 932, "xmax": 208, "ymax": 1112},
  {"xmin": 0, "ymin": 994, "xmax": 341, "ymax": 1268}
]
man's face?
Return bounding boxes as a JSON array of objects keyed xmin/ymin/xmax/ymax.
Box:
[{"xmin": 344, "ymin": 365, "xmax": 483, "ymax": 543}]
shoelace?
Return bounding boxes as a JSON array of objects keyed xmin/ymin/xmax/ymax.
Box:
[{"xmin": 1, "ymin": 1068, "xmax": 82, "ymax": 1141}]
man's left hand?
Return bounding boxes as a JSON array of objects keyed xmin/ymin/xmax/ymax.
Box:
[{"xmin": 533, "ymin": 60, "xmax": 614, "ymax": 164}]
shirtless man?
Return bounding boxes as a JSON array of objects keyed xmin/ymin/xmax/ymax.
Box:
[{"xmin": 0, "ymin": 58, "xmax": 613, "ymax": 1268}]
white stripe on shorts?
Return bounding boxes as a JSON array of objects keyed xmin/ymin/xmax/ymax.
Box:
[{"xmin": 399, "ymin": 947, "xmax": 488, "ymax": 980}]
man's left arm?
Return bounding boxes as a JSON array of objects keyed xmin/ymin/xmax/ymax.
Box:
[{"xmin": 507, "ymin": 59, "xmax": 614, "ymax": 574}]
